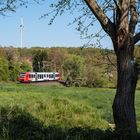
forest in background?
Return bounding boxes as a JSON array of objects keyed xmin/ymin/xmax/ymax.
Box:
[{"xmin": 0, "ymin": 45, "xmax": 140, "ymax": 88}]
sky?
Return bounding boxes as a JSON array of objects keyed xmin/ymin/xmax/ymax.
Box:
[{"xmin": 0, "ymin": 1, "xmax": 113, "ymax": 48}]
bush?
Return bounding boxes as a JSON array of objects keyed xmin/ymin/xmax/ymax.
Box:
[{"xmin": 0, "ymin": 56, "xmax": 9, "ymax": 81}]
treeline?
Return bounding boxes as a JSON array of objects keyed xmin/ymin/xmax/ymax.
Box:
[{"xmin": 0, "ymin": 46, "xmax": 140, "ymax": 88}]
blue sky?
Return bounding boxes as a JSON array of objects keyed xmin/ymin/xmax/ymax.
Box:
[{"xmin": 0, "ymin": 1, "xmax": 112, "ymax": 48}]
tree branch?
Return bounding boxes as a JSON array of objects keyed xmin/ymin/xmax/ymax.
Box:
[
  {"xmin": 84, "ymin": 0, "xmax": 115, "ymax": 38},
  {"xmin": 113, "ymin": 0, "xmax": 118, "ymax": 7},
  {"xmin": 129, "ymin": 0, "xmax": 138, "ymax": 35},
  {"xmin": 113, "ymin": 0, "xmax": 121, "ymax": 10},
  {"xmin": 134, "ymin": 32, "xmax": 140, "ymax": 44}
]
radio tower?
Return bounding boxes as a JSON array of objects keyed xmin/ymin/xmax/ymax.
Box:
[{"xmin": 20, "ymin": 17, "xmax": 24, "ymax": 48}]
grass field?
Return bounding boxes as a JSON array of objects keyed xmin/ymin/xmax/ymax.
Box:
[{"xmin": 0, "ymin": 82, "xmax": 140, "ymax": 140}]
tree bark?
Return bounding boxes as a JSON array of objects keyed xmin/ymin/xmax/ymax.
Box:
[{"xmin": 112, "ymin": 42, "xmax": 138, "ymax": 136}]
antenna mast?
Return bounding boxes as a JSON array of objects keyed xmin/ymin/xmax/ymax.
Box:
[{"xmin": 20, "ymin": 17, "xmax": 24, "ymax": 48}]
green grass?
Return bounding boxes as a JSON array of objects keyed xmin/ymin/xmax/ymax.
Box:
[
  {"xmin": 0, "ymin": 83, "xmax": 115, "ymax": 122},
  {"xmin": 0, "ymin": 82, "xmax": 140, "ymax": 140}
]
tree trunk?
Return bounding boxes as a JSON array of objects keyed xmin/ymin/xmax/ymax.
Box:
[{"xmin": 112, "ymin": 43, "xmax": 138, "ymax": 137}]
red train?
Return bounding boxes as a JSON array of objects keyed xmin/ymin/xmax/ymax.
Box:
[{"xmin": 18, "ymin": 72, "xmax": 61, "ymax": 83}]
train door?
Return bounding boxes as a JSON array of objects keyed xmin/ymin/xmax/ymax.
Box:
[
  {"xmin": 35, "ymin": 73, "xmax": 38, "ymax": 81},
  {"xmin": 53, "ymin": 72, "xmax": 55, "ymax": 80}
]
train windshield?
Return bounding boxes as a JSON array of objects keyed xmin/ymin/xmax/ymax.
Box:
[{"xmin": 20, "ymin": 73, "xmax": 26, "ymax": 78}]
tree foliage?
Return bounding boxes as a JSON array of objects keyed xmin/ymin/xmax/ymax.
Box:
[
  {"xmin": 63, "ymin": 54, "xmax": 83, "ymax": 86},
  {"xmin": 45, "ymin": 0, "xmax": 140, "ymax": 45},
  {"xmin": 32, "ymin": 50, "xmax": 48, "ymax": 72},
  {"xmin": 3, "ymin": 47, "xmax": 20, "ymax": 81}
]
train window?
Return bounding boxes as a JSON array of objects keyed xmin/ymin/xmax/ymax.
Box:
[
  {"xmin": 20, "ymin": 73, "xmax": 25, "ymax": 78},
  {"xmin": 49, "ymin": 74, "xmax": 54, "ymax": 78},
  {"xmin": 44, "ymin": 74, "xmax": 46, "ymax": 77},
  {"xmin": 38, "ymin": 75, "xmax": 40, "ymax": 79},
  {"xmin": 29, "ymin": 74, "xmax": 34, "ymax": 78},
  {"xmin": 55, "ymin": 74, "xmax": 59, "ymax": 77}
]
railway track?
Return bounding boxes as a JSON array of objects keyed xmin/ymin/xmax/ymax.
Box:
[{"xmin": 18, "ymin": 80, "xmax": 66, "ymax": 86}]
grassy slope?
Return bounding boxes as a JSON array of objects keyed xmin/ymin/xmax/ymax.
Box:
[{"xmin": 0, "ymin": 82, "xmax": 140, "ymax": 139}]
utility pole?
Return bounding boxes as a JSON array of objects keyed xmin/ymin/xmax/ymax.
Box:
[{"xmin": 20, "ymin": 17, "xmax": 24, "ymax": 48}]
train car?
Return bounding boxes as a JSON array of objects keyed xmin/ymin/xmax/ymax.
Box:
[{"xmin": 18, "ymin": 72, "xmax": 61, "ymax": 83}]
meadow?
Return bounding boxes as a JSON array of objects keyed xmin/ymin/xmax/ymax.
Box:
[{"xmin": 0, "ymin": 82, "xmax": 140, "ymax": 140}]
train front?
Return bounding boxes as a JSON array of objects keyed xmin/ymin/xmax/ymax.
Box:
[{"xmin": 18, "ymin": 72, "xmax": 30, "ymax": 82}]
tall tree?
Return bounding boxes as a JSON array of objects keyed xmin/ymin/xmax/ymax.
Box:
[
  {"xmin": 32, "ymin": 50, "xmax": 48, "ymax": 72},
  {"xmin": 63, "ymin": 54, "xmax": 83, "ymax": 86},
  {"xmin": 45, "ymin": 0, "xmax": 140, "ymax": 136},
  {"xmin": 84, "ymin": 0, "xmax": 139, "ymax": 135}
]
